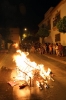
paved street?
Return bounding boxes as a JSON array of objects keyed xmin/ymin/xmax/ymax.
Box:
[
  {"xmin": 43, "ymin": 53, "xmax": 66, "ymax": 64},
  {"xmin": 0, "ymin": 51, "xmax": 16, "ymax": 70},
  {"xmin": 0, "ymin": 50, "xmax": 66, "ymax": 100}
]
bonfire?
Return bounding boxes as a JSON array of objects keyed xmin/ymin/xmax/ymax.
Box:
[{"xmin": 9, "ymin": 50, "xmax": 54, "ymax": 89}]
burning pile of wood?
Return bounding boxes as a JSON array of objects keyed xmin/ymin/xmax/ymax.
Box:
[{"xmin": 10, "ymin": 50, "xmax": 54, "ymax": 89}]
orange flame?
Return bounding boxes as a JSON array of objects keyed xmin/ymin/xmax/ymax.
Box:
[{"xmin": 11, "ymin": 50, "xmax": 52, "ymax": 84}]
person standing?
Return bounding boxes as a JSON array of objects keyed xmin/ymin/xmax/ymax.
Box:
[
  {"xmin": 55, "ymin": 44, "xmax": 59, "ymax": 56},
  {"xmin": 58, "ymin": 43, "xmax": 63, "ymax": 56}
]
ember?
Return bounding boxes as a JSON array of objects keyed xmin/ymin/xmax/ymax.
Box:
[{"xmin": 10, "ymin": 50, "xmax": 54, "ymax": 89}]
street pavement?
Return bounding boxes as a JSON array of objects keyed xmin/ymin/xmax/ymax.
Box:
[
  {"xmin": 0, "ymin": 51, "xmax": 16, "ymax": 70},
  {"xmin": 0, "ymin": 50, "xmax": 66, "ymax": 100},
  {"xmin": 43, "ymin": 53, "xmax": 66, "ymax": 64},
  {"xmin": 0, "ymin": 51, "xmax": 66, "ymax": 69}
]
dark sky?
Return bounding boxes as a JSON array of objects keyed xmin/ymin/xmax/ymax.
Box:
[{"xmin": 0, "ymin": 0, "xmax": 61, "ymax": 30}]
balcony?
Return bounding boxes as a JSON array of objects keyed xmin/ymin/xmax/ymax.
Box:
[{"xmin": 53, "ymin": 12, "xmax": 60, "ymax": 27}]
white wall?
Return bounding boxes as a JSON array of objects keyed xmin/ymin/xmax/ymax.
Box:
[
  {"xmin": 50, "ymin": 1, "xmax": 66, "ymax": 45},
  {"xmin": 61, "ymin": 33, "xmax": 66, "ymax": 46},
  {"xmin": 39, "ymin": 1, "xmax": 66, "ymax": 45}
]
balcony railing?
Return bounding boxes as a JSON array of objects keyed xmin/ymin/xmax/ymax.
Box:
[
  {"xmin": 53, "ymin": 18, "xmax": 60, "ymax": 27},
  {"xmin": 53, "ymin": 13, "xmax": 60, "ymax": 27}
]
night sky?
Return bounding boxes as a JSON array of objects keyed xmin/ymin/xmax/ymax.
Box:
[{"xmin": 0, "ymin": 0, "xmax": 61, "ymax": 30}]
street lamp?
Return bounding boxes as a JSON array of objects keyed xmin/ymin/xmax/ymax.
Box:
[
  {"xmin": 24, "ymin": 28, "xmax": 27, "ymax": 31},
  {"xmin": 23, "ymin": 33, "xmax": 27, "ymax": 38}
]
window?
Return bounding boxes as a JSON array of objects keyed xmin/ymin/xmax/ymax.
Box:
[
  {"xmin": 55, "ymin": 33, "xmax": 60, "ymax": 42},
  {"xmin": 53, "ymin": 11, "xmax": 60, "ymax": 27}
]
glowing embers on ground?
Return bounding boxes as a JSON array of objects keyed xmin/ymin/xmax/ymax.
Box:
[{"xmin": 11, "ymin": 50, "xmax": 54, "ymax": 88}]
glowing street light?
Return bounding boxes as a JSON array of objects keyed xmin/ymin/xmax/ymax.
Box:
[
  {"xmin": 24, "ymin": 28, "xmax": 27, "ymax": 31},
  {"xmin": 23, "ymin": 33, "xmax": 27, "ymax": 38}
]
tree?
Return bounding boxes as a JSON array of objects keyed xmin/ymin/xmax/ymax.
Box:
[
  {"xmin": 56, "ymin": 16, "xmax": 66, "ymax": 33},
  {"xmin": 36, "ymin": 24, "xmax": 50, "ymax": 43},
  {"xmin": 23, "ymin": 36, "xmax": 38, "ymax": 43}
]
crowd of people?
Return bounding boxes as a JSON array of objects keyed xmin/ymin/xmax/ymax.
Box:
[
  {"xmin": 35, "ymin": 43, "xmax": 63, "ymax": 57},
  {"xmin": 20, "ymin": 42, "xmax": 64, "ymax": 57}
]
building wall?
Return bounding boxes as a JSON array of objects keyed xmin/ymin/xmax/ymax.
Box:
[
  {"xmin": 9, "ymin": 28, "xmax": 20, "ymax": 44},
  {"xmin": 50, "ymin": 1, "xmax": 66, "ymax": 45},
  {"xmin": 61, "ymin": 33, "xmax": 66, "ymax": 46},
  {"xmin": 39, "ymin": 0, "xmax": 66, "ymax": 46}
]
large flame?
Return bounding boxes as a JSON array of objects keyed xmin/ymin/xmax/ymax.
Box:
[{"xmin": 11, "ymin": 50, "xmax": 52, "ymax": 86}]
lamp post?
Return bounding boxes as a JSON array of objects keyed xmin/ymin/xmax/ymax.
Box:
[{"xmin": 22, "ymin": 28, "xmax": 31, "ymax": 42}]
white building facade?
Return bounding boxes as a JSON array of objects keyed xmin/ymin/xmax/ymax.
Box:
[{"xmin": 38, "ymin": 0, "xmax": 66, "ymax": 46}]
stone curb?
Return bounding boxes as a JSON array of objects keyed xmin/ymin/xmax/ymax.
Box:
[{"xmin": 43, "ymin": 54, "xmax": 66, "ymax": 64}]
